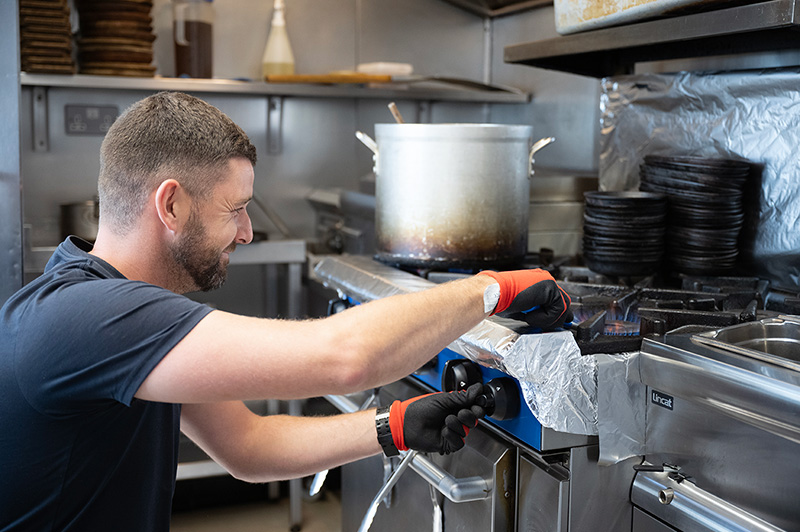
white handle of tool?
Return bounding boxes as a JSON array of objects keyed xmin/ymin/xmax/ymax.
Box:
[{"xmin": 358, "ymin": 450, "xmax": 418, "ymax": 532}]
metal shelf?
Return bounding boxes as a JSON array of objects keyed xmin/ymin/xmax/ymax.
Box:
[
  {"xmin": 504, "ymin": 0, "xmax": 800, "ymax": 77},
  {"xmin": 20, "ymin": 72, "xmax": 530, "ymax": 103},
  {"xmin": 440, "ymin": 0, "xmax": 551, "ymax": 18}
]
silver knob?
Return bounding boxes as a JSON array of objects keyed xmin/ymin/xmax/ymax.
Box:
[{"xmin": 659, "ymin": 488, "xmax": 675, "ymax": 505}]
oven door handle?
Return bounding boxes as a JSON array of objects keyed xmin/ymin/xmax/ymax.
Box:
[
  {"xmin": 326, "ymin": 394, "xmax": 493, "ymax": 504},
  {"xmin": 408, "ymin": 452, "xmax": 491, "ymax": 503}
]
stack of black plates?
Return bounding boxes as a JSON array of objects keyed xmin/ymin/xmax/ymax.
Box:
[
  {"xmin": 640, "ymin": 155, "xmax": 749, "ymax": 275},
  {"xmin": 582, "ymin": 191, "xmax": 667, "ymax": 277}
]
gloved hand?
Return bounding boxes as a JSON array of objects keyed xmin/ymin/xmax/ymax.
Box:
[
  {"xmin": 387, "ymin": 383, "xmax": 486, "ymax": 455},
  {"xmin": 478, "ymin": 269, "xmax": 573, "ymax": 330}
]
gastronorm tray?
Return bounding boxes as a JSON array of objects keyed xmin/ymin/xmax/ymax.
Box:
[{"xmin": 692, "ymin": 316, "xmax": 800, "ymax": 372}]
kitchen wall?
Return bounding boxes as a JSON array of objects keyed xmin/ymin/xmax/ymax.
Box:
[
  {"xmin": 20, "ymin": 0, "xmax": 598, "ymax": 247},
  {"xmin": 17, "ymin": 0, "xmax": 599, "ymax": 313}
]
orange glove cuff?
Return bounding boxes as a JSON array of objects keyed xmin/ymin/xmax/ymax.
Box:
[{"xmin": 388, "ymin": 394, "xmax": 436, "ymax": 452}]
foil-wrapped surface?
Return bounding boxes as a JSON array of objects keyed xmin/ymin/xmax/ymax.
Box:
[
  {"xmin": 595, "ymin": 353, "xmax": 646, "ymax": 465},
  {"xmin": 313, "ymin": 254, "xmax": 599, "ymax": 435},
  {"xmin": 599, "ymin": 69, "xmax": 800, "ymax": 291}
]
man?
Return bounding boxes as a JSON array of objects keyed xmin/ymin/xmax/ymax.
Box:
[{"xmin": 0, "ymin": 92, "xmax": 572, "ymax": 531}]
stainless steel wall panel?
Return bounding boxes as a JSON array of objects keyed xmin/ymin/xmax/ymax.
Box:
[
  {"xmin": 358, "ymin": 0, "xmax": 486, "ymax": 81},
  {"xmin": 491, "ymin": 7, "xmax": 601, "ymax": 173},
  {"xmin": 567, "ymin": 445, "xmax": 637, "ymax": 532},
  {"xmin": 20, "ymin": 88, "xmax": 362, "ymax": 245},
  {"xmin": 1, "ymin": 1, "xmax": 22, "ymax": 304}
]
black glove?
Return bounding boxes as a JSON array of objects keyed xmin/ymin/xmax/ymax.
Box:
[
  {"xmin": 387, "ymin": 383, "xmax": 486, "ymax": 455},
  {"xmin": 478, "ymin": 269, "xmax": 573, "ymax": 330}
]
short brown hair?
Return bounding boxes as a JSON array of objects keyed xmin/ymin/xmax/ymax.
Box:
[{"xmin": 98, "ymin": 92, "xmax": 257, "ymax": 233}]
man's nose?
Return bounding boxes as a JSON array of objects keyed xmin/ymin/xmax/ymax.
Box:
[{"xmin": 236, "ymin": 209, "xmax": 253, "ymax": 244}]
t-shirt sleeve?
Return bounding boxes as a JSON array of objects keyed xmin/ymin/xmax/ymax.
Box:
[{"xmin": 14, "ymin": 279, "xmax": 213, "ymax": 415}]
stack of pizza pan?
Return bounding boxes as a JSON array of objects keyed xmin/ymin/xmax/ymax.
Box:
[
  {"xmin": 20, "ymin": 0, "xmax": 76, "ymax": 75},
  {"xmin": 582, "ymin": 191, "xmax": 667, "ymax": 277},
  {"xmin": 74, "ymin": 0, "xmax": 156, "ymax": 77},
  {"xmin": 639, "ymin": 155, "xmax": 750, "ymax": 275}
]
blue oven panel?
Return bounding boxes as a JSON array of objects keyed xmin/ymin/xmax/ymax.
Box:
[{"xmin": 410, "ymin": 348, "xmax": 544, "ymax": 451}]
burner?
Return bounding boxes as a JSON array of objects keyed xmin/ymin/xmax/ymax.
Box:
[
  {"xmin": 604, "ymin": 319, "xmax": 640, "ymax": 336},
  {"xmin": 570, "ymin": 310, "xmax": 644, "ymax": 354}
]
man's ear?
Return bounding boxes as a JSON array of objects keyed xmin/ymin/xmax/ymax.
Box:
[{"xmin": 154, "ymin": 179, "xmax": 190, "ymax": 234}]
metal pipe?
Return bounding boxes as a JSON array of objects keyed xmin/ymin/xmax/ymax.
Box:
[
  {"xmin": 632, "ymin": 471, "xmax": 786, "ymax": 532},
  {"xmin": 325, "ymin": 394, "xmax": 360, "ymax": 414},
  {"xmin": 358, "ymin": 450, "xmax": 418, "ymax": 532}
]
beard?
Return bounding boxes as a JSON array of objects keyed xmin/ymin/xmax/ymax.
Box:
[{"xmin": 171, "ymin": 208, "xmax": 235, "ymax": 293}]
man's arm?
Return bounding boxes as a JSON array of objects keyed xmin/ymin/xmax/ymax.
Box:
[
  {"xmin": 136, "ymin": 274, "xmax": 496, "ymax": 404},
  {"xmin": 180, "ymin": 383, "xmax": 485, "ymax": 482},
  {"xmin": 180, "ymin": 401, "xmax": 381, "ymax": 483}
]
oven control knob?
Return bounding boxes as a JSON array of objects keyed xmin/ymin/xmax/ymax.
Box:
[
  {"xmin": 481, "ymin": 378, "xmax": 521, "ymax": 421},
  {"xmin": 442, "ymin": 359, "xmax": 482, "ymax": 392}
]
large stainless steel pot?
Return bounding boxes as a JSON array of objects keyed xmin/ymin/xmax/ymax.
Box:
[
  {"xmin": 60, "ymin": 199, "xmax": 99, "ymax": 242},
  {"xmin": 358, "ymin": 124, "xmax": 553, "ymax": 269}
]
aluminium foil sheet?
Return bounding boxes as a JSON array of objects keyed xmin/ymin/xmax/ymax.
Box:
[
  {"xmin": 599, "ymin": 69, "xmax": 800, "ymax": 291},
  {"xmin": 313, "ymin": 254, "xmax": 600, "ymax": 435}
]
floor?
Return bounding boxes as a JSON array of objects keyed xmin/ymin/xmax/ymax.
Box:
[
  {"xmin": 170, "ymin": 495, "xmax": 342, "ymax": 532},
  {"xmin": 170, "ymin": 476, "xmax": 342, "ymax": 532}
]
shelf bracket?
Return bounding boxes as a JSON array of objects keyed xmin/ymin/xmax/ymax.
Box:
[
  {"xmin": 32, "ymin": 86, "xmax": 48, "ymax": 153},
  {"xmin": 415, "ymin": 100, "xmax": 432, "ymax": 123},
  {"xmin": 267, "ymin": 95, "xmax": 283, "ymax": 155}
]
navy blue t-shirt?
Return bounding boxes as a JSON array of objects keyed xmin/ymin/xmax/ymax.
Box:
[{"xmin": 0, "ymin": 237, "xmax": 213, "ymax": 531}]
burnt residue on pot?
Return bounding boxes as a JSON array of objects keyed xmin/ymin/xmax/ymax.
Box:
[
  {"xmin": 376, "ymin": 218, "xmax": 527, "ymax": 269},
  {"xmin": 372, "ymin": 123, "xmax": 541, "ymax": 270}
]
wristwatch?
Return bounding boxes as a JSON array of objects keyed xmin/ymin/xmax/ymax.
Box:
[{"xmin": 375, "ymin": 405, "xmax": 399, "ymax": 457}]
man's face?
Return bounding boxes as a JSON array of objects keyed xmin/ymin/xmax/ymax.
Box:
[
  {"xmin": 170, "ymin": 158, "xmax": 254, "ymax": 293},
  {"xmin": 172, "ymin": 208, "xmax": 232, "ymax": 292}
]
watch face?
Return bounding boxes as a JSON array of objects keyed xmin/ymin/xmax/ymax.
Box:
[{"xmin": 484, "ymin": 282, "xmax": 501, "ymax": 314}]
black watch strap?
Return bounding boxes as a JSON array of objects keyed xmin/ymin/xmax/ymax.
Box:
[{"xmin": 375, "ymin": 405, "xmax": 399, "ymax": 457}]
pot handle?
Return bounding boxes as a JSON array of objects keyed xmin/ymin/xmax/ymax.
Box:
[
  {"xmin": 356, "ymin": 131, "xmax": 378, "ymax": 155},
  {"xmin": 529, "ymin": 136, "xmax": 555, "ymax": 175},
  {"xmin": 356, "ymin": 131, "xmax": 379, "ymax": 174}
]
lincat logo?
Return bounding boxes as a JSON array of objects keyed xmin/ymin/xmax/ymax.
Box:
[{"xmin": 651, "ymin": 390, "xmax": 674, "ymax": 410}]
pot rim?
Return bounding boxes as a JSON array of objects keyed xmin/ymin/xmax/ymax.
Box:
[{"xmin": 374, "ymin": 122, "xmax": 534, "ymax": 140}]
